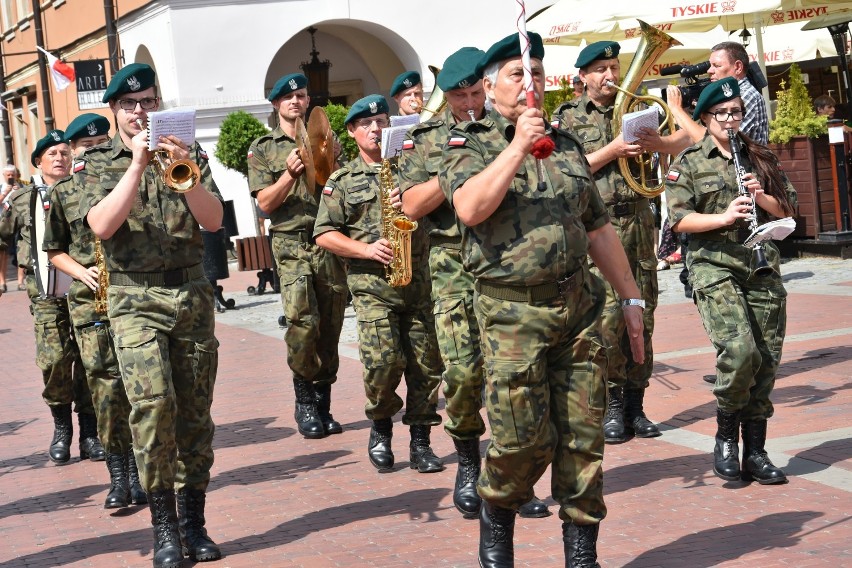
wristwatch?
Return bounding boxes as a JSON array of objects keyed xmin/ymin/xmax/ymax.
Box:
[{"xmin": 621, "ymin": 299, "xmax": 646, "ymax": 309}]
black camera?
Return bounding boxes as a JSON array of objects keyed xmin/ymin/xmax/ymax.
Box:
[{"xmin": 661, "ymin": 61, "xmax": 711, "ymax": 109}]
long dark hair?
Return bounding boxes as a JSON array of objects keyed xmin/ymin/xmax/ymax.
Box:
[{"xmin": 738, "ymin": 130, "xmax": 797, "ymax": 217}]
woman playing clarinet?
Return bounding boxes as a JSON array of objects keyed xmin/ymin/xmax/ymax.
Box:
[{"xmin": 664, "ymin": 77, "xmax": 797, "ymax": 485}]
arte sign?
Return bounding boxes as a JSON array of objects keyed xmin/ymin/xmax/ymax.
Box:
[{"xmin": 74, "ymin": 60, "xmax": 108, "ymax": 109}]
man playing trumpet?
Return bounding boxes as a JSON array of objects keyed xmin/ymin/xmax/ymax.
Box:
[{"xmin": 391, "ymin": 71, "xmax": 424, "ymax": 116}]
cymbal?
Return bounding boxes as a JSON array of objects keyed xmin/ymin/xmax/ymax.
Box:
[
  {"xmin": 307, "ymin": 107, "xmax": 335, "ymax": 186},
  {"xmin": 295, "ymin": 117, "xmax": 315, "ymax": 191}
]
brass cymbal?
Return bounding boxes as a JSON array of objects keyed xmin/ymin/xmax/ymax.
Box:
[
  {"xmin": 307, "ymin": 107, "xmax": 335, "ymax": 186},
  {"xmin": 295, "ymin": 117, "xmax": 315, "ymax": 191}
]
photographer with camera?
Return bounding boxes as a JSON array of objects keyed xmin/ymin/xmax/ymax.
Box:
[{"xmin": 708, "ymin": 42, "xmax": 769, "ymax": 144}]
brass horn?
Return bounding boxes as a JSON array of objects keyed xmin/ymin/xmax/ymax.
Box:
[
  {"xmin": 608, "ymin": 20, "xmax": 681, "ymax": 198},
  {"xmin": 137, "ymin": 119, "xmax": 202, "ymax": 193},
  {"xmin": 411, "ymin": 65, "xmax": 446, "ymax": 122}
]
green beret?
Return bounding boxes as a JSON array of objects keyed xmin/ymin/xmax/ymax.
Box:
[
  {"xmin": 575, "ymin": 41, "xmax": 621, "ymax": 69},
  {"xmin": 31, "ymin": 130, "xmax": 65, "ymax": 167},
  {"xmin": 101, "ymin": 63, "xmax": 156, "ymax": 103},
  {"xmin": 268, "ymin": 73, "xmax": 308, "ymax": 101},
  {"xmin": 692, "ymin": 77, "xmax": 740, "ymax": 120},
  {"xmin": 345, "ymin": 94, "xmax": 389, "ymax": 125},
  {"xmin": 437, "ymin": 47, "xmax": 485, "ymax": 92},
  {"xmin": 476, "ymin": 32, "xmax": 545, "ymax": 76},
  {"xmin": 64, "ymin": 113, "xmax": 110, "ymax": 142},
  {"xmin": 390, "ymin": 71, "xmax": 421, "ymax": 97}
]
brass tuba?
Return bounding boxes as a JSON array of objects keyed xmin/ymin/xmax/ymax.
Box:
[
  {"xmin": 607, "ymin": 20, "xmax": 681, "ymax": 198},
  {"xmin": 137, "ymin": 119, "xmax": 202, "ymax": 192},
  {"xmin": 412, "ymin": 65, "xmax": 446, "ymax": 122},
  {"xmin": 379, "ymin": 157, "xmax": 417, "ymax": 287}
]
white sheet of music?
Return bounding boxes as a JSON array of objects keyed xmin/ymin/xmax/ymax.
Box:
[
  {"xmin": 380, "ymin": 125, "xmax": 410, "ymax": 159},
  {"xmin": 390, "ymin": 114, "xmax": 420, "ymax": 128},
  {"xmin": 146, "ymin": 108, "xmax": 196, "ymax": 150}
]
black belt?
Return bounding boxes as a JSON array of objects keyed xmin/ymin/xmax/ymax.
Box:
[
  {"xmin": 429, "ymin": 235, "xmax": 461, "ymax": 250},
  {"xmin": 608, "ymin": 200, "xmax": 649, "ymax": 218},
  {"xmin": 109, "ymin": 264, "xmax": 205, "ymax": 287},
  {"xmin": 475, "ymin": 270, "xmax": 582, "ymax": 303},
  {"xmin": 271, "ymin": 230, "xmax": 313, "ymax": 243}
]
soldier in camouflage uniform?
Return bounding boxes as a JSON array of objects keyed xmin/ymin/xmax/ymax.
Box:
[
  {"xmin": 0, "ymin": 131, "xmax": 101, "ymax": 466},
  {"xmin": 44, "ymin": 114, "xmax": 146, "ymax": 509},
  {"xmin": 665, "ymin": 78, "xmax": 797, "ymax": 486},
  {"xmin": 553, "ymin": 41, "xmax": 692, "ymax": 444},
  {"xmin": 247, "ymin": 73, "xmax": 347, "ymax": 440},
  {"xmin": 398, "ymin": 47, "xmax": 548, "ymax": 520},
  {"xmin": 439, "ymin": 32, "xmax": 645, "ymax": 568},
  {"xmin": 77, "ymin": 64, "xmax": 222, "ymax": 567},
  {"xmin": 390, "ymin": 71, "xmax": 424, "ymax": 116},
  {"xmin": 314, "ymin": 95, "xmax": 444, "ymax": 474}
]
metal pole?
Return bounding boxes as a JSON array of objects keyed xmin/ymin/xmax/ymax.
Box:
[
  {"xmin": 32, "ymin": 0, "xmax": 54, "ymax": 132},
  {"xmin": 103, "ymin": 0, "xmax": 120, "ymax": 75},
  {"xmin": 0, "ymin": 42, "xmax": 16, "ymax": 163},
  {"xmin": 827, "ymin": 24, "xmax": 852, "ymax": 111}
]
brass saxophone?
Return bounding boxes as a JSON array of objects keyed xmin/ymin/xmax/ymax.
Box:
[
  {"xmin": 378, "ymin": 157, "xmax": 418, "ymax": 287},
  {"xmin": 94, "ymin": 237, "xmax": 109, "ymax": 314}
]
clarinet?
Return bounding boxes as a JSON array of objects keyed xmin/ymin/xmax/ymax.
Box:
[{"xmin": 726, "ymin": 128, "xmax": 772, "ymax": 277}]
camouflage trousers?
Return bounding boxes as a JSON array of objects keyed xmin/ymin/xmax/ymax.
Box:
[
  {"xmin": 475, "ymin": 267, "xmax": 608, "ymax": 525},
  {"xmin": 67, "ymin": 281, "xmax": 132, "ymax": 454},
  {"xmin": 688, "ymin": 240, "xmax": 786, "ymax": 421},
  {"xmin": 590, "ymin": 203, "xmax": 657, "ymax": 390},
  {"xmin": 272, "ymin": 234, "xmax": 347, "ymax": 384},
  {"xmin": 429, "ymin": 245, "xmax": 485, "ymax": 441},
  {"xmin": 26, "ymin": 275, "xmax": 92, "ymax": 413},
  {"xmin": 348, "ymin": 266, "xmax": 442, "ymax": 426},
  {"xmin": 107, "ymin": 278, "xmax": 218, "ymax": 493}
]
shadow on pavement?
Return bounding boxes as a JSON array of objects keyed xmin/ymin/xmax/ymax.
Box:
[
  {"xmin": 0, "ymin": 483, "xmax": 105, "ymax": 521},
  {"xmin": 213, "ymin": 417, "xmax": 296, "ymax": 449},
  {"xmin": 212, "ymin": 450, "xmax": 354, "ymax": 489},
  {"xmin": 0, "ymin": 528, "xmax": 153, "ymax": 568}
]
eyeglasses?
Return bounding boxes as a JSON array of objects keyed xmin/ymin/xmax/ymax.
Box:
[
  {"xmin": 353, "ymin": 118, "xmax": 389, "ymax": 130},
  {"xmin": 117, "ymin": 97, "xmax": 159, "ymax": 111},
  {"xmin": 709, "ymin": 109, "xmax": 743, "ymax": 122}
]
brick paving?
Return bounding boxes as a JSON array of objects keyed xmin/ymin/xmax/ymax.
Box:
[{"xmin": 0, "ymin": 258, "xmax": 850, "ymax": 567}]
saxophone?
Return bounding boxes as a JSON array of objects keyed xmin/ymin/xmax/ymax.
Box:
[
  {"xmin": 378, "ymin": 157, "xmax": 418, "ymax": 287},
  {"xmin": 94, "ymin": 237, "xmax": 109, "ymax": 314}
]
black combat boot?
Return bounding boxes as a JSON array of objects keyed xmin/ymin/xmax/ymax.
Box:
[
  {"xmin": 741, "ymin": 420, "xmax": 787, "ymax": 485},
  {"xmin": 128, "ymin": 449, "xmax": 148, "ymax": 504},
  {"xmin": 624, "ymin": 387, "xmax": 661, "ymax": 438},
  {"xmin": 78, "ymin": 412, "xmax": 106, "ymax": 461},
  {"xmin": 177, "ymin": 489, "xmax": 222, "ymax": 562},
  {"xmin": 315, "ymin": 383, "xmax": 343, "ymax": 435},
  {"xmin": 453, "ymin": 438, "xmax": 481, "ymax": 518},
  {"xmin": 478, "ymin": 501, "xmax": 515, "ymax": 568},
  {"xmin": 367, "ymin": 418, "xmax": 394, "ymax": 471},
  {"xmin": 518, "ymin": 495, "xmax": 550, "ymax": 518},
  {"xmin": 713, "ymin": 408, "xmax": 741, "ymax": 481},
  {"xmin": 292, "ymin": 378, "xmax": 325, "ymax": 439},
  {"xmin": 48, "ymin": 404, "xmax": 73, "ymax": 464},
  {"xmin": 603, "ymin": 387, "xmax": 627, "ymax": 444},
  {"xmin": 563, "ymin": 522, "xmax": 601, "ymax": 568},
  {"xmin": 104, "ymin": 452, "xmax": 130, "ymax": 509},
  {"xmin": 148, "ymin": 490, "xmax": 184, "ymax": 568},
  {"xmin": 409, "ymin": 425, "xmax": 443, "ymax": 473}
]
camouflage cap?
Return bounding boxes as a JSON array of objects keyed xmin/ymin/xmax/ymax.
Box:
[
  {"xmin": 345, "ymin": 94, "xmax": 389, "ymax": 125},
  {"xmin": 475, "ymin": 32, "xmax": 545, "ymax": 76},
  {"xmin": 101, "ymin": 63, "xmax": 156, "ymax": 103},
  {"xmin": 437, "ymin": 47, "xmax": 485, "ymax": 92},
  {"xmin": 31, "ymin": 130, "xmax": 65, "ymax": 166},
  {"xmin": 692, "ymin": 77, "xmax": 740, "ymax": 120},
  {"xmin": 268, "ymin": 73, "xmax": 308, "ymax": 101},
  {"xmin": 390, "ymin": 71, "xmax": 421, "ymax": 97},
  {"xmin": 575, "ymin": 41, "xmax": 621, "ymax": 69},
  {"xmin": 64, "ymin": 113, "xmax": 110, "ymax": 142}
]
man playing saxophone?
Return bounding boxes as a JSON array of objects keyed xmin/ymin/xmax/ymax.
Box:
[
  {"xmin": 43, "ymin": 113, "xmax": 145, "ymax": 510},
  {"xmin": 553, "ymin": 41, "xmax": 689, "ymax": 444},
  {"xmin": 314, "ymin": 95, "xmax": 444, "ymax": 474},
  {"xmin": 398, "ymin": 47, "xmax": 548, "ymax": 520}
]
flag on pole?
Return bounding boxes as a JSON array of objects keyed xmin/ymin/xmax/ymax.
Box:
[{"xmin": 36, "ymin": 46, "xmax": 75, "ymax": 92}]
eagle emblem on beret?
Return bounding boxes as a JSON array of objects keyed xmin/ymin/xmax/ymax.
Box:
[
  {"xmin": 369, "ymin": 101, "xmax": 378, "ymax": 113},
  {"xmin": 289, "ymin": 78, "xmax": 298, "ymax": 90},
  {"xmin": 403, "ymin": 78, "xmax": 412, "ymax": 88},
  {"xmin": 51, "ymin": 131, "xmax": 61, "ymax": 141},
  {"xmin": 604, "ymin": 46, "xmax": 613, "ymax": 58},
  {"xmin": 86, "ymin": 122, "xmax": 98, "ymax": 136},
  {"xmin": 722, "ymin": 83, "xmax": 733, "ymax": 97},
  {"xmin": 127, "ymin": 75, "xmax": 141, "ymax": 91},
  {"xmin": 458, "ymin": 79, "xmax": 470, "ymax": 89}
]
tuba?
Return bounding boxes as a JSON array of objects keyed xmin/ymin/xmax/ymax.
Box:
[
  {"xmin": 606, "ymin": 20, "xmax": 681, "ymax": 198},
  {"xmin": 137, "ymin": 119, "xmax": 202, "ymax": 192},
  {"xmin": 412, "ymin": 65, "xmax": 446, "ymax": 122},
  {"xmin": 378, "ymin": 156, "xmax": 417, "ymax": 287}
]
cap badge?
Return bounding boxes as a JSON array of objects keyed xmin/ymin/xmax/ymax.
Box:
[
  {"xmin": 289, "ymin": 78, "xmax": 298, "ymax": 90},
  {"xmin": 403, "ymin": 78, "xmax": 412, "ymax": 88},
  {"xmin": 369, "ymin": 101, "xmax": 378, "ymax": 113},
  {"xmin": 722, "ymin": 83, "xmax": 733, "ymax": 97},
  {"xmin": 51, "ymin": 131, "xmax": 61, "ymax": 141},
  {"xmin": 604, "ymin": 46, "xmax": 613, "ymax": 58},
  {"xmin": 127, "ymin": 75, "xmax": 141, "ymax": 91},
  {"xmin": 458, "ymin": 79, "xmax": 470, "ymax": 89},
  {"xmin": 86, "ymin": 122, "xmax": 98, "ymax": 136}
]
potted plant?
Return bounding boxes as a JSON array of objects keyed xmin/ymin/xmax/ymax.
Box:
[{"xmin": 767, "ymin": 63, "xmax": 831, "ymax": 238}]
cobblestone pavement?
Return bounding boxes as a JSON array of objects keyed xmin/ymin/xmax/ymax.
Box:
[{"xmin": 0, "ymin": 256, "xmax": 849, "ymax": 567}]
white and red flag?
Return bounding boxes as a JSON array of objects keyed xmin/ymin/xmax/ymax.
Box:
[{"xmin": 36, "ymin": 46, "xmax": 75, "ymax": 92}]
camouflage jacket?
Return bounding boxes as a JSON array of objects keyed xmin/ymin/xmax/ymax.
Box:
[
  {"xmin": 76, "ymin": 135, "xmax": 222, "ymax": 273},
  {"xmin": 247, "ymin": 124, "xmax": 319, "ymax": 233},
  {"xmin": 398, "ymin": 107, "xmax": 459, "ymax": 238},
  {"xmin": 553, "ymin": 93, "xmax": 639, "ymax": 206},
  {"xmin": 665, "ymin": 134, "xmax": 798, "ymax": 239},
  {"xmin": 0, "ymin": 185, "xmax": 36, "ymax": 269},
  {"xmin": 43, "ymin": 171, "xmax": 97, "ymax": 265},
  {"xmin": 440, "ymin": 110, "xmax": 609, "ymax": 285}
]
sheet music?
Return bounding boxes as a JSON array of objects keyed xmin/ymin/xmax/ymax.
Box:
[
  {"xmin": 621, "ymin": 106, "xmax": 659, "ymax": 143},
  {"xmin": 146, "ymin": 108, "xmax": 196, "ymax": 150},
  {"xmin": 380, "ymin": 125, "xmax": 410, "ymax": 160},
  {"xmin": 391, "ymin": 114, "xmax": 420, "ymax": 128}
]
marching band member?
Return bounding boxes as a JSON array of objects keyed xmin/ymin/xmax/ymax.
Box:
[{"xmin": 391, "ymin": 71, "xmax": 424, "ymax": 116}]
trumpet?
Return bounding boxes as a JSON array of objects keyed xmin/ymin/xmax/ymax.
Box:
[{"xmin": 136, "ymin": 119, "xmax": 201, "ymax": 193}]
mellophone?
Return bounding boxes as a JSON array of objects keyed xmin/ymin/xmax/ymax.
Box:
[{"xmin": 29, "ymin": 184, "xmax": 73, "ymax": 298}]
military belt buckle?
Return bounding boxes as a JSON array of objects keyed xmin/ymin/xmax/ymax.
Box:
[
  {"xmin": 163, "ymin": 269, "xmax": 184, "ymax": 287},
  {"xmin": 611, "ymin": 202, "xmax": 631, "ymax": 217}
]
